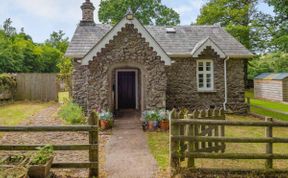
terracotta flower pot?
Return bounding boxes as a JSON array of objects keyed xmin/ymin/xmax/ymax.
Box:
[
  {"xmin": 160, "ymin": 120, "xmax": 169, "ymax": 131},
  {"xmin": 100, "ymin": 120, "xmax": 111, "ymax": 130},
  {"xmin": 147, "ymin": 121, "xmax": 154, "ymax": 131},
  {"xmin": 28, "ymin": 157, "xmax": 53, "ymax": 178}
]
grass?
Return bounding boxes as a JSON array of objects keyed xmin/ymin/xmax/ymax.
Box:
[
  {"xmin": 146, "ymin": 115, "xmax": 288, "ymax": 172},
  {"xmin": 146, "ymin": 132, "xmax": 169, "ymax": 169},
  {"xmin": 0, "ymin": 101, "xmax": 53, "ymax": 126},
  {"xmin": 245, "ymin": 90, "xmax": 288, "ymax": 121}
]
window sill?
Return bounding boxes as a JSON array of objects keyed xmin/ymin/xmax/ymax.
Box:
[{"xmin": 197, "ymin": 90, "xmax": 217, "ymax": 93}]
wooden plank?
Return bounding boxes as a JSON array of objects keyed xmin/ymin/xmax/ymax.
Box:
[
  {"xmin": 187, "ymin": 111, "xmax": 195, "ymax": 168},
  {"xmin": 88, "ymin": 111, "xmax": 99, "ymax": 178},
  {"xmin": 14, "ymin": 73, "xmax": 58, "ymax": 101},
  {"xmin": 0, "ymin": 125, "xmax": 98, "ymax": 132},
  {"xmin": 265, "ymin": 117, "xmax": 273, "ymax": 169},
  {"xmin": 185, "ymin": 168, "xmax": 288, "ymax": 174},
  {"xmin": 170, "ymin": 109, "xmax": 180, "ymax": 172},
  {"xmin": 171, "ymin": 119, "xmax": 288, "ymax": 127},
  {"xmin": 171, "ymin": 136, "xmax": 288, "ymax": 143},
  {"xmin": 182, "ymin": 152, "xmax": 288, "ymax": 159},
  {"xmin": 0, "ymin": 144, "xmax": 91, "ymax": 150},
  {"xmin": 52, "ymin": 162, "xmax": 98, "ymax": 169}
]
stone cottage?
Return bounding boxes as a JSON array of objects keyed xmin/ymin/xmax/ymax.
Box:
[{"xmin": 65, "ymin": 0, "xmax": 253, "ymax": 114}]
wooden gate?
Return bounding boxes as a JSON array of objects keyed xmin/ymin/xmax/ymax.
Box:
[{"xmin": 170, "ymin": 108, "xmax": 226, "ymax": 170}]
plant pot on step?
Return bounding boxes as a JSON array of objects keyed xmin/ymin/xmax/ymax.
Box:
[
  {"xmin": 100, "ymin": 120, "xmax": 111, "ymax": 130},
  {"xmin": 153, "ymin": 121, "xmax": 159, "ymax": 130},
  {"xmin": 147, "ymin": 121, "xmax": 155, "ymax": 131},
  {"xmin": 28, "ymin": 157, "xmax": 53, "ymax": 178},
  {"xmin": 160, "ymin": 120, "xmax": 169, "ymax": 131}
]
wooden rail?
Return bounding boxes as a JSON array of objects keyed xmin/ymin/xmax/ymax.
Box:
[
  {"xmin": 0, "ymin": 111, "xmax": 99, "ymax": 178},
  {"xmin": 170, "ymin": 109, "xmax": 288, "ymax": 175}
]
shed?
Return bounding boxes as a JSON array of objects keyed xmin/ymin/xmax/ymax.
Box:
[{"xmin": 254, "ymin": 73, "xmax": 288, "ymax": 102}]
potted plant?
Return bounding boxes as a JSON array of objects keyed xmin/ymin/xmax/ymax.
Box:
[
  {"xmin": 159, "ymin": 110, "xmax": 169, "ymax": 131},
  {"xmin": 143, "ymin": 111, "xmax": 160, "ymax": 131},
  {"xmin": 28, "ymin": 145, "xmax": 54, "ymax": 178},
  {"xmin": 99, "ymin": 110, "xmax": 113, "ymax": 130}
]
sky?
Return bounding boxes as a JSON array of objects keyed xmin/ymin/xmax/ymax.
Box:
[{"xmin": 0, "ymin": 0, "xmax": 274, "ymax": 43}]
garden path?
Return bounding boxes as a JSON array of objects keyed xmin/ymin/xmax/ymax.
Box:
[
  {"xmin": 0, "ymin": 103, "xmax": 109, "ymax": 178},
  {"xmin": 105, "ymin": 110, "xmax": 158, "ymax": 178}
]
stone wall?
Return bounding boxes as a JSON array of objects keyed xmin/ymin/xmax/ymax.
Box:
[
  {"xmin": 71, "ymin": 27, "xmax": 247, "ymax": 114},
  {"xmin": 72, "ymin": 62, "xmax": 88, "ymax": 113},
  {"xmin": 226, "ymin": 59, "xmax": 247, "ymax": 113},
  {"xmin": 166, "ymin": 47, "xmax": 225, "ymax": 110},
  {"xmin": 86, "ymin": 24, "xmax": 167, "ymax": 113}
]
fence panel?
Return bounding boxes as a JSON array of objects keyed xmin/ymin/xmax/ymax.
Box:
[
  {"xmin": 0, "ymin": 112, "xmax": 99, "ymax": 178},
  {"xmin": 170, "ymin": 111, "xmax": 288, "ymax": 175},
  {"xmin": 15, "ymin": 73, "xmax": 59, "ymax": 101}
]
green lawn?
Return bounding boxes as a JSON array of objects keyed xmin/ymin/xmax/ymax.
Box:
[
  {"xmin": 147, "ymin": 115, "xmax": 288, "ymax": 173},
  {"xmin": 245, "ymin": 90, "xmax": 288, "ymax": 121},
  {"xmin": 0, "ymin": 101, "xmax": 53, "ymax": 126}
]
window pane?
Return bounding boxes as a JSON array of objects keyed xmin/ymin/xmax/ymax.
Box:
[
  {"xmin": 198, "ymin": 62, "xmax": 204, "ymax": 71},
  {"xmin": 206, "ymin": 74, "xmax": 211, "ymax": 88},
  {"xmin": 206, "ymin": 62, "xmax": 211, "ymax": 71},
  {"xmin": 198, "ymin": 74, "xmax": 204, "ymax": 88}
]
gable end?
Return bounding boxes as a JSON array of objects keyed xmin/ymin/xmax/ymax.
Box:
[{"xmin": 81, "ymin": 17, "xmax": 172, "ymax": 65}]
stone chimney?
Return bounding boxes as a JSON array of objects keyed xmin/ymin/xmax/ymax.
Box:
[{"xmin": 80, "ymin": 0, "xmax": 95, "ymax": 25}]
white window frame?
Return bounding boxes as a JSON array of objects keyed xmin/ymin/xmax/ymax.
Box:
[{"xmin": 196, "ymin": 59, "xmax": 214, "ymax": 91}]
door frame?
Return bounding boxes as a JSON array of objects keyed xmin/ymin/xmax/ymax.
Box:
[{"xmin": 115, "ymin": 69, "xmax": 139, "ymax": 110}]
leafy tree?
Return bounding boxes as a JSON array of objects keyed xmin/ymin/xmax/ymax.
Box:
[
  {"xmin": 3, "ymin": 18, "xmax": 17, "ymax": 37},
  {"xmin": 248, "ymin": 52, "xmax": 288, "ymax": 79},
  {"xmin": 0, "ymin": 19, "xmax": 68, "ymax": 73},
  {"xmin": 57, "ymin": 57, "xmax": 73, "ymax": 92},
  {"xmin": 196, "ymin": 0, "xmax": 257, "ymax": 50},
  {"xmin": 253, "ymin": 0, "xmax": 288, "ymax": 52},
  {"xmin": 45, "ymin": 30, "xmax": 69, "ymax": 53},
  {"xmin": 98, "ymin": 0, "xmax": 180, "ymax": 25}
]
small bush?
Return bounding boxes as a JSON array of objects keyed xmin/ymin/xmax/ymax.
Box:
[
  {"xmin": 58, "ymin": 101, "xmax": 85, "ymax": 124},
  {"xmin": 0, "ymin": 73, "xmax": 16, "ymax": 92}
]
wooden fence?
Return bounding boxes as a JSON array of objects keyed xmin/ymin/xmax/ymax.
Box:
[
  {"xmin": 170, "ymin": 109, "xmax": 288, "ymax": 174},
  {"xmin": 0, "ymin": 112, "xmax": 99, "ymax": 178},
  {"xmin": 15, "ymin": 73, "xmax": 59, "ymax": 101}
]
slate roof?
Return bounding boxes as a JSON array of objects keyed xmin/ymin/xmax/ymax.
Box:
[
  {"xmin": 255, "ymin": 73, "xmax": 288, "ymax": 80},
  {"xmin": 65, "ymin": 24, "xmax": 253, "ymax": 58}
]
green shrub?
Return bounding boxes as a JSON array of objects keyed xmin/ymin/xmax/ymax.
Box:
[
  {"xmin": 0, "ymin": 73, "xmax": 16, "ymax": 92},
  {"xmin": 58, "ymin": 101, "xmax": 85, "ymax": 124}
]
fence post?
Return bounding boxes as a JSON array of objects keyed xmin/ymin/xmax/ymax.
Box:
[
  {"xmin": 169, "ymin": 109, "xmax": 180, "ymax": 175},
  {"xmin": 88, "ymin": 111, "xmax": 99, "ymax": 178},
  {"xmin": 187, "ymin": 111, "xmax": 195, "ymax": 168},
  {"xmin": 247, "ymin": 97, "xmax": 251, "ymax": 113},
  {"xmin": 265, "ymin": 117, "xmax": 273, "ymax": 169}
]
